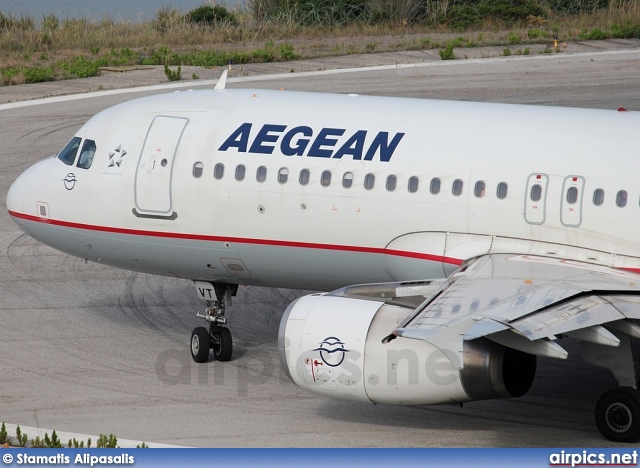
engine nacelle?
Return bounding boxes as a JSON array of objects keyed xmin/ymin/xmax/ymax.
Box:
[{"xmin": 278, "ymin": 293, "xmax": 536, "ymax": 405}]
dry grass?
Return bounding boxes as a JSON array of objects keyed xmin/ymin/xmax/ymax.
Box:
[{"xmin": 0, "ymin": 2, "xmax": 638, "ymax": 84}]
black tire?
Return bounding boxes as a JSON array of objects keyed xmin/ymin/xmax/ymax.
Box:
[
  {"xmin": 595, "ymin": 387, "xmax": 640, "ymax": 443},
  {"xmin": 190, "ymin": 327, "xmax": 210, "ymax": 363},
  {"xmin": 212, "ymin": 327, "xmax": 233, "ymax": 362}
]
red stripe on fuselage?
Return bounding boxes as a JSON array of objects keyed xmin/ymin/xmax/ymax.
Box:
[{"xmin": 7, "ymin": 210, "xmax": 464, "ymax": 266}]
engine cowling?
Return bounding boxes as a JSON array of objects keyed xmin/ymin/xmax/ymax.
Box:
[{"xmin": 278, "ymin": 293, "xmax": 536, "ymax": 405}]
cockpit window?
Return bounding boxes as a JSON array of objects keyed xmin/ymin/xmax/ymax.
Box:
[
  {"xmin": 76, "ymin": 139, "xmax": 96, "ymax": 169},
  {"xmin": 57, "ymin": 137, "xmax": 82, "ymax": 166}
]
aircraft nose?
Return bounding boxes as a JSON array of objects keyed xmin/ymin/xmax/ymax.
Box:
[{"xmin": 6, "ymin": 169, "xmax": 25, "ymax": 216}]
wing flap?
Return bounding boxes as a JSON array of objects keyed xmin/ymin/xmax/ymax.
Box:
[
  {"xmin": 396, "ymin": 254, "xmax": 640, "ymax": 359},
  {"xmin": 487, "ymin": 329, "xmax": 568, "ymax": 359}
]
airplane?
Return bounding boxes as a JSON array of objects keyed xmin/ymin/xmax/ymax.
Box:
[{"xmin": 6, "ymin": 70, "xmax": 640, "ymax": 443}]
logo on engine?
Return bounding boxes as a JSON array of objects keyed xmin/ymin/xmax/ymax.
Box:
[{"xmin": 313, "ymin": 337, "xmax": 349, "ymax": 367}]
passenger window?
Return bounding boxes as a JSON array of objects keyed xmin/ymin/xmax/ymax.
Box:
[
  {"xmin": 474, "ymin": 181, "xmax": 485, "ymax": 198},
  {"xmin": 235, "ymin": 164, "xmax": 245, "ymax": 181},
  {"xmin": 342, "ymin": 172, "xmax": 354, "ymax": 189},
  {"xmin": 299, "ymin": 169, "xmax": 310, "ymax": 185},
  {"xmin": 57, "ymin": 137, "xmax": 82, "ymax": 166},
  {"xmin": 566, "ymin": 187, "xmax": 578, "ymax": 204},
  {"xmin": 193, "ymin": 162, "xmax": 204, "ymax": 178},
  {"xmin": 278, "ymin": 168, "xmax": 289, "ymax": 184},
  {"xmin": 452, "ymin": 179, "xmax": 463, "ymax": 196},
  {"xmin": 256, "ymin": 166, "xmax": 267, "ymax": 182},
  {"xmin": 386, "ymin": 175, "xmax": 397, "ymax": 192},
  {"xmin": 408, "ymin": 176, "xmax": 419, "ymax": 193},
  {"xmin": 497, "ymin": 182, "xmax": 508, "ymax": 199},
  {"xmin": 430, "ymin": 178, "xmax": 441, "ymax": 194},
  {"xmin": 593, "ymin": 189, "xmax": 604, "ymax": 206},
  {"xmin": 214, "ymin": 163, "xmax": 224, "ymax": 180},
  {"xmin": 364, "ymin": 173, "xmax": 375, "ymax": 190},
  {"xmin": 321, "ymin": 170, "xmax": 332, "ymax": 187},
  {"xmin": 530, "ymin": 184, "xmax": 542, "ymax": 202},
  {"xmin": 616, "ymin": 190, "xmax": 627, "ymax": 207},
  {"xmin": 76, "ymin": 139, "xmax": 96, "ymax": 169}
]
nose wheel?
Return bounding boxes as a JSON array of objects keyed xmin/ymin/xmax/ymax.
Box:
[
  {"xmin": 190, "ymin": 282, "xmax": 237, "ymax": 363},
  {"xmin": 190, "ymin": 327, "xmax": 210, "ymax": 363},
  {"xmin": 190, "ymin": 325, "xmax": 233, "ymax": 363},
  {"xmin": 211, "ymin": 326, "xmax": 233, "ymax": 361}
]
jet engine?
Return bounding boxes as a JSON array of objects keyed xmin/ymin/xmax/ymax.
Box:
[{"xmin": 278, "ymin": 289, "xmax": 536, "ymax": 405}]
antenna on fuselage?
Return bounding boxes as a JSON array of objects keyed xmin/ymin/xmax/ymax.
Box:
[{"xmin": 214, "ymin": 69, "xmax": 228, "ymax": 90}]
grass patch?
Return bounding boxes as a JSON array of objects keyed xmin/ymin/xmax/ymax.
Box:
[
  {"xmin": 1, "ymin": 422, "xmax": 149, "ymax": 449},
  {"xmin": 0, "ymin": 1, "xmax": 638, "ymax": 86}
]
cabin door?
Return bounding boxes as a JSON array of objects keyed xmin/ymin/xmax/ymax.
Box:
[{"xmin": 135, "ymin": 116, "xmax": 189, "ymax": 216}]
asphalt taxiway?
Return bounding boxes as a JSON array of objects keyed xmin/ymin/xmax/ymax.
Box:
[{"xmin": 1, "ymin": 42, "xmax": 640, "ymax": 447}]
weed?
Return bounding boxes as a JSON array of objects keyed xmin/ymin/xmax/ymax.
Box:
[
  {"xmin": 164, "ymin": 64, "xmax": 182, "ymax": 81},
  {"xmin": 24, "ymin": 66, "xmax": 55, "ymax": 83},
  {"xmin": 278, "ymin": 43, "xmax": 299, "ymax": 60},
  {"xmin": 507, "ymin": 31, "xmax": 520, "ymax": 44},
  {"xmin": 611, "ymin": 23, "xmax": 640, "ymax": 39},
  {"xmin": 67, "ymin": 438, "xmax": 85, "ymax": 448},
  {"xmin": 90, "ymin": 46, "xmax": 100, "ymax": 55},
  {"xmin": 59, "ymin": 56, "xmax": 103, "ymax": 78},
  {"xmin": 579, "ymin": 27, "xmax": 609, "ymax": 39},
  {"xmin": 186, "ymin": 5, "xmax": 237, "ymax": 26},
  {"xmin": 16, "ymin": 425, "xmax": 27, "ymax": 447},
  {"xmin": 41, "ymin": 431, "xmax": 62, "ymax": 448},
  {"xmin": 96, "ymin": 433, "xmax": 118, "ymax": 448},
  {"xmin": 42, "ymin": 14, "xmax": 59, "ymax": 31},
  {"xmin": 439, "ymin": 41, "xmax": 455, "ymax": 60},
  {"xmin": 528, "ymin": 28, "xmax": 543, "ymax": 39},
  {"xmin": 503, "ymin": 47, "xmax": 511, "ymax": 56},
  {"xmin": 191, "ymin": 72, "xmax": 199, "ymax": 79}
]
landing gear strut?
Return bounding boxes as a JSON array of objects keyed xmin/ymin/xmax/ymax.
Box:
[{"xmin": 190, "ymin": 283, "xmax": 237, "ymax": 363}]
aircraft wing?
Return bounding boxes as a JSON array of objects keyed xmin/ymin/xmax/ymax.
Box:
[{"xmin": 394, "ymin": 254, "xmax": 640, "ymax": 378}]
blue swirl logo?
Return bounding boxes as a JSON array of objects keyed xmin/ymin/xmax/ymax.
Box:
[{"xmin": 313, "ymin": 337, "xmax": 349, "ymax": 367}]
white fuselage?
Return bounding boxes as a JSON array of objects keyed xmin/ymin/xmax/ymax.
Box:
[{"xmin": 6, "ymin": 88, "xmax": 640, "ymax": 290}]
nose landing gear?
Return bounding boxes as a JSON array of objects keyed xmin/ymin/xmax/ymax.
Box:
[{"xmin": 190, "ymin": 282, "xmax": 237, "ymax": 363}]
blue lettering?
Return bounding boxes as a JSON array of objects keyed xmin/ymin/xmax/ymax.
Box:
[
  {"xmin": 364, "ymin": 132, "xmax": 405, "ymax": 162},
  {"xmin": 281, "ymin": 126, "xmax": 312, "ymax": 156},
  {"xmin": 333, "ymin": 130, "xmax": 367, "ymax": 160},
  {"xmin": 307, "ymin": 128, "xmax": 345, "ymax": 158},
  {"xmin": 249, "ymin": 124, "xmax": 286, "ymax": 155},
  {"xmin": 218, "ymin": 123, "xmax": 252, "ymax": 152},
  {"xmin": 219, "ymin": 124, "xmax": 404, "ymax": 162}
]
